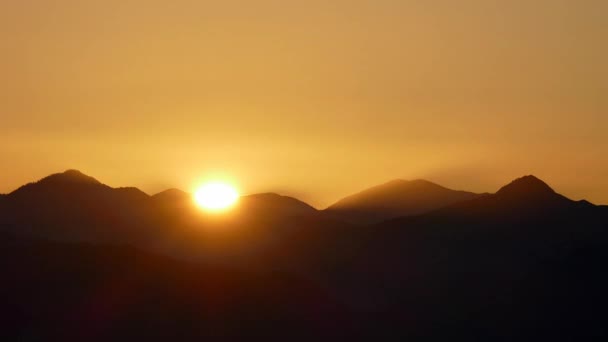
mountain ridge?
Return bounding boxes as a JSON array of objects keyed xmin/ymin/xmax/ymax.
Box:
[
  {"xmin": 325, "ymin": 178, "xmax": 483, "ymax": 223},
  {"xmin": 496, "ymin": 175, "xmax": 556, "ymax": 196},
  {"xmin": 14, "ymin": 169, "xmax": 102, "ymax": 188}
]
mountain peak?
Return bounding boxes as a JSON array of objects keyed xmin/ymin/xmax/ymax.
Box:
[
  {"xmin": 326, "ymin": 179, "xmax": 481, "ymax": 223},
  {"xmin": 240, "ymin": 193, "xmax": 317, "ymax": 214},
  {"xmin": 244, "ymin": 192, "xmax": 283, "ymax": 200},
  {"xmin": 152, "ymin": 188, "xmax": 191, "ymax": 202},
  {"xmin": 383, "ymin": 179, "xmax": 443, "ymax": 188},
  {"xmin": 496, "ymin": 175, "xmax": 555, "ymax": 197},
  {"xmin": 9, "ymin": 170, "xmax": 106, "ymax": 196},
  {"xmin": 41, "ymin": 170, "xmax": 102, "ymax": 185},
  {"xmin": 153, "ymin": 188, "xmax": 189, "ymax": 197}
]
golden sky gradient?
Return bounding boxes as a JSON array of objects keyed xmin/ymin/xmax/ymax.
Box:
[{"xmin": 1, "ymin": 0, "xmax": 607, "ymax": 207}]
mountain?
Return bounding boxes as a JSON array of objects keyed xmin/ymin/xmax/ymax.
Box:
[
  {"xmin": 325, "ymin": 179, "xmax": 482, "ymax": 223},
  {"xmin": 0, "ymin": 170, "xmax": 155, "ymax": 243},
  {"xmin": 496, "ymin": 174, "xmax": 556, "ymax": 196},
  {"xmin": 151, "ymin": 188, "xmax": 194, "ymax": 214},
  {"xmin": 425, "ymin": 175, "xmax": 597, "ymax": 221},
  {"xmin": 152, "ymin": 188, "xmax": 191, "ymax": 204},
  {"xmin": 238, "ymin": 193, "xmax": 317, "ymax": 217}
]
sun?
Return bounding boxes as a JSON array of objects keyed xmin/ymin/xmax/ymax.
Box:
[{"xmin": 193, "ymin": 182, "xmax": 239, "ymax": 211}]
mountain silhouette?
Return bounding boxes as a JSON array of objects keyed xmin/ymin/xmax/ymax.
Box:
[
  {"xmin": 10, "ymin": 170, "xmax": 149, "ymax": 202},
  {"xmin": 0, "ymin": 170, "xmax": 339, "ymax": 262},
  {"xmin": 0, "ymin": 170, "xmax": 155, "ymax": 243},
  {"xmin": 23, "ymin": 169, "xmax": 102, "ymax": 186},
  {"xmin": 418, "ymin": 174, "xmax": 599, "ymax": 223},
  {"xmin": 150, "ymin": 188, "xmax": 194, "ymax": 213},
  {"xmin": 496, "ymin": 175, "xmax": 555, "ymax": 196},
  {"xmin": 325, "ymin": 179, "xmax": 482, "ymax": 223},
  {"xmin": 152, "ymin": 188, "xmax": 191, "ymax": 203},
  {"xmin": 238, "ymin": 193, "xmax": 317, "ymax": 217},
  {"xmin": 2, "ymin": 171, "xmax": 608, "ymax": 339}
]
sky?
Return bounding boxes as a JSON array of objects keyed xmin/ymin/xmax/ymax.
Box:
[{"xmin": 1, "ymin": 0, "xmax": 607, "ymax": 207}]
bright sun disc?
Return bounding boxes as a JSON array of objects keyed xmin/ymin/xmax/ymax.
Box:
[{"xmin": 194, "ymin": 182, "xmax": 239, "ymax": 211}]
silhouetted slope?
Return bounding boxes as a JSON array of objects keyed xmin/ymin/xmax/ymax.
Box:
[
  {"xmin": 150, "ymin": 188, "xmax": 194, "ymax": 217},
  {"xmin": 325, "ymin": 179, "xmax": 482, "ymax": 223},
  {"xmin": 151, "ymin": 190, "xmax": 319, "ymax": 222},
  {"xmin": 151, "ymin": 188, "xmax": 191, "ymax": 203},
  {"xmin": 239, "ymin": 193, "xmax": 317, "ymax": 217},
  {"xmin": 496, "ymin": 175, "xmax": 555, "ymax": 196},
  {"xmin": 19, "ymin": 169, "xmax": 103, "ymax": 187},
  {"xmin": 0, "ymin": 170, "xmax": 155, "ymax": 243}
]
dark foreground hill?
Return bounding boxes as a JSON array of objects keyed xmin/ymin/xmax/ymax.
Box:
[{"xmin": 0, "ymin": 234, "xmax": 355, "ymax": 341}]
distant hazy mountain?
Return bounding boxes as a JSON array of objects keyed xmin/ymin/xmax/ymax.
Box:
[
  {"xmin": 325, "ymin": 179, "xmax": 482, "ymax": 223},
  {"xmin": 152, "ymin": 188, "xmax": 191, "ymax": 204},
  {"xmin": 238, "ymin": 193, "xmax": 317, "ymax": 217}
]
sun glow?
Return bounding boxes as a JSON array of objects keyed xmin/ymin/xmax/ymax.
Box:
[{"xmin": 194, "ymin": 182, "xmax": 239, "ymax": 211}]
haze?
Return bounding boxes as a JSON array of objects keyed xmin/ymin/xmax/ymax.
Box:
[{"xmin": 1, "ymin": 0, "xmax": 607, "ymax": 207}]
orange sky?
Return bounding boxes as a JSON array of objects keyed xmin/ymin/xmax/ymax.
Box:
[{"xmin": 1, "ymin": 0, "xmax": 607, "ymax": 207}]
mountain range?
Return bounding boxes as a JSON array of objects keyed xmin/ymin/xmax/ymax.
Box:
[
  {"xmin": 0, "ymin": 170, "xmax": 518, "ymax": 238},
  {"xmin": 1, "ymin": 170, "xmax": 608, "ymax": 340},
  {"xmin": 0, "ymin": 170, "xmax": 491, "ymax": 251}
]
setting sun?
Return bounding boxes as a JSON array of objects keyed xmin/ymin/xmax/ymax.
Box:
[{"xmin": 194, "ymin": 182, "xmax": 239, "ymax": 211}]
